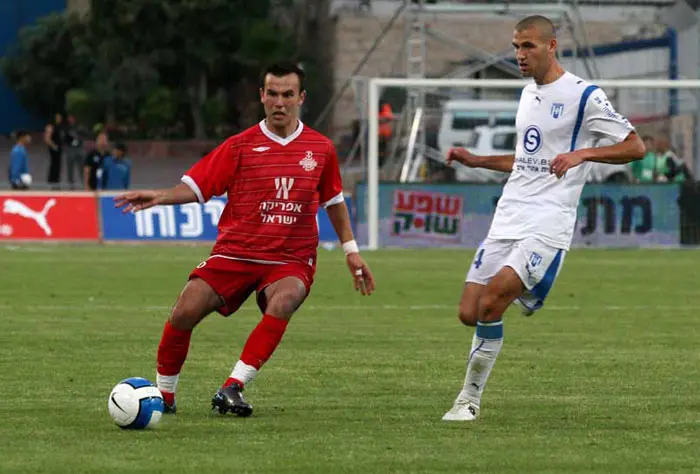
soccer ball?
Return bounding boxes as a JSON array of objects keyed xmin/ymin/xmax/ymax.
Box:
[
  {"xmin": 19, "ymin": 173, "xmax": 32, "ymax": 186},
  {"xmin": 107, "ymin": 377, "xmax": 164, "ymax": 429}
]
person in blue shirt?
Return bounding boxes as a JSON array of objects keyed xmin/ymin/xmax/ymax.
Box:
[
  {"xmin": 101, "ymin": 142, "xmax": 132, "ymax": 190},
  {"xmin": 8, "ymin": 131, "xmax": 32, "ymax": 190}
]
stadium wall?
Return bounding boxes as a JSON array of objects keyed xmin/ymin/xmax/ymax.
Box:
[
  {"xmin": 354, "ymin": 182, "xmax": 698, "ymax": 248},
  {"xmin": 2, "ymin": 185, "xmax": 698, "ymax": 247},
  {"xmin": 0, "ymin": 192, "xmax": 354, "ymax": 245}
]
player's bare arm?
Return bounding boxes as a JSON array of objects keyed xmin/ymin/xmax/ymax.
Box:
[
  {"xmin": 447, "ymin": 148, "xmax": 515, "ymax": 173},
  {"xmin": 114, "ymin": 183, "xmax": 198, "ymax": 213},
  {"xmin": 550, "ymin": 132, "xmax": 645, "ymax": 178},
  {"xmin": 325, "ymin": 202, "xmax": 375, "ymax": 296}
]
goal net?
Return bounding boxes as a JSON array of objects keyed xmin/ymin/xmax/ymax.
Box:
[{"xmin": 354, "ymin": 78, "xmax": 700, "ymax": 250}]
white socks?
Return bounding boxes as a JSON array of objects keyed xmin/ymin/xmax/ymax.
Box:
[
  {"xmin": 156, "ymin": 373, "xmax": 179, "ymax": 394},
  {"xmin": 458, "ymin": 320, "xmax": 503, "ymax": 407},
  {"xmin": 230, "ymin": 360, "xmax": 258, "ymax": 386}
]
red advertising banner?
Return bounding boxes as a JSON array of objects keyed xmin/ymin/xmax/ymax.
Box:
[{"xmin": 0, "ymin": 192, "xmax": 99, "ymax": 241}]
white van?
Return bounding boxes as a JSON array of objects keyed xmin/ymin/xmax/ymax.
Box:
[{"xmin": 437, "ymin": 99, "xmax": 519, "ymax": 154}]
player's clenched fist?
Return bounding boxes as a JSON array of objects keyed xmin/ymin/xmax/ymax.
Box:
[
  {"xmin": 549, "ymin": 150, "xmax": 587, "ymax": 178},
  {"xmin": 446, "ymin": 147, "xmax": 479, "ymax": 168}
]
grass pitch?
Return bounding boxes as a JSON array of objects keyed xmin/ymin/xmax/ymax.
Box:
[{"xmin": 1, "ymin": 245, "xmax": 699, "ymax": 473}]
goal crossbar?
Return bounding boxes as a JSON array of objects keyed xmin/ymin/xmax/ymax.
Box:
[{"xmin": 366, "ymin": 78, "xmax": 700, "ymax": 250}]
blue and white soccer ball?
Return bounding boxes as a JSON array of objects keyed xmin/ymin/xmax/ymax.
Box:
[{"xmin": 108, "ymin": 377, "xmax": 164, "ymax": 429}]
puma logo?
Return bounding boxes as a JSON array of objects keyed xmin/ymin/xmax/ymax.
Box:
[{"xmin": 3, "ymin": 199, "xmax": 56, "ymax": 236}]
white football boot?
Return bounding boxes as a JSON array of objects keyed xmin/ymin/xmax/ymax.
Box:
[
  {"xmin": 442, "ymin": 400, "xmax": 480, "ymax": 421},
  {"xmin": 513, "ymin": 298, "xmax": 535, "ymax": 317}
]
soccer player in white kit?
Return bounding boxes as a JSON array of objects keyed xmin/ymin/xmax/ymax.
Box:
[{"xmin": 442, "ymin": 15, "xmax": 646, "ymax": 421}]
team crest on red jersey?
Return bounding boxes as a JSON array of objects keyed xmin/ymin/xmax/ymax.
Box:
[{"xmin": 299, "ymin": 151, "xmax": 317, "ymax": 172}]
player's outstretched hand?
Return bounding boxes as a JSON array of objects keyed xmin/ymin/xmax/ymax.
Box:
[
  {"xmin": 114, "ymin": 190, "xmax": 162, "ymax": 213},
  {"xmin": 550, "ymin": 151, "xmax": 586, "ymax": 178},
  {"xmin": 346, "ymin": 253, "xmax": 375, "ymax": 296},
  {"xmin": 446, "ymin": 147, "xmax": 479, "ymax": 168}
]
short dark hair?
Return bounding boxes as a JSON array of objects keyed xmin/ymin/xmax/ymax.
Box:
[
  {"xmin": 261, "ymin": 61, "xmax": 306, "ymax": 92},
  {"xmin": 14, "ymin": 130, "xmax": 29, "ymax": 140},
  {"xmin": 114, "ymin": 142, "xmax": 127, "ymax": 153},
  {"xmin": 515, "ymin": 15, "xmax": 556, "ymax": 39}
]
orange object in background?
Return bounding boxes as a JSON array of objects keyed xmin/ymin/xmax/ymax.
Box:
[{"xmin": 378, "ymin": 103, "xmax": 394, "ymax": 138}]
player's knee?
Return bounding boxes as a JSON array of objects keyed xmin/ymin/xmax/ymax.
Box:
[
  {"xmin": 458, "ymin": 308, "xmax": 478, "ymax": 326},
  {"xmin": 265, "ymin": 290, "xmax": 304, "ymax": 320},
  {"xmin": 478, "ymin": 293, "xmax": 507, "ymax": 321},
  {"xmin": 169, "ymin": 301, "xmax": 205, "ymax": 330}
]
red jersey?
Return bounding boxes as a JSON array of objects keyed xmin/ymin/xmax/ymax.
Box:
[{"xmin": 182, "ymin": 120, "xmax": 344, "ymax": 266}]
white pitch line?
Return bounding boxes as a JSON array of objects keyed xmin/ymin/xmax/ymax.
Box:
[{"xmin": 0, "ymin": 303, "xmax": 699, "ymax": 313}]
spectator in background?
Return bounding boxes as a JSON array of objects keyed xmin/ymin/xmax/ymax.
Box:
[
  {"xmin": 83, "ymin": 131, "xmax": 110, "ymax": 191},
  {"xmin": 378, "ymin": 101, "xmax": 394, "ymax": 166},
  {"xmin": 44, "ymin": 112, "xmax": 65, "ymax": 189},
  {"xmin": 656, "ymin": 136, "xmax": 692, "ymax": 183},
  {"xmin": 631, "ymin": 135, "xmax": 658, "ymax": 183},
  {"xmin": 101, "ymin": 143, "xmax": 132, "ymax": 190},
  {"xmin": 65, "ymin": 115, "xmax": 86, "ymax": 190},
  {"xmin": 8, "ymin": 131, "xmax": 32, "ymax": 190}
]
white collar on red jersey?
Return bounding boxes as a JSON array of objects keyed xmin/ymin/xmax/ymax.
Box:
[{"xmin": 259, "ymin": 119, "xmax": 304, "ymax": 146}]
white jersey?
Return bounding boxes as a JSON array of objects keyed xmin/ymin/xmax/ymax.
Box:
[{"xmin": 487, "ymin": 71, "xmax": 634, "ymax": 249}]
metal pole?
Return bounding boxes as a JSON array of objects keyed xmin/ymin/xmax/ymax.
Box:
[
  {"xmin": 368, "ymin": 80, "xmax": 380, "ymax": 251},
  {"xmin": 370, "ymin": 78, "xmax": 700, "ymax": 89},
  {"xmin": 400, "ymin": 107, "xmax": 424, "ymax": 182}
]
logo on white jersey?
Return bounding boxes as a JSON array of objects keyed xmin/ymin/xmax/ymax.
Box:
[
  {"xmin": 551, "ymin": 103, "xmax": 564, "ymax": 119},
  {"xmin": 523, "ymin": 125, "xmax": 543, "ymax": 154},
  {"xmin": 529, "ymin": 252, "xmax": 542, "ymax": 267},
  {"xmin": 275, "ymin": 177, "xmax": 294, "ymax": 200},
  {"xmin": 252, "ymin": 146, "xmax": 270, "ymax": 152},
  {"xmin": 2, "ymin": 199, "xmax": 56, "ymax": 236},
  {"xmin": 299, "ymin": 151, "xmax": 317, "ymax": 172}
]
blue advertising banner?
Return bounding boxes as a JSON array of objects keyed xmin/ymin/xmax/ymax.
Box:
[
  {"xmin": 100, "ymin": 196, "xmax": 225, "ymax": 241},
  {"xmin": 354, "ymin": 183, "xmax": 680, "ymax": 248},
  {"xmin": 100, "ymin": 194, "xmax": 353, "ymax": 243}
]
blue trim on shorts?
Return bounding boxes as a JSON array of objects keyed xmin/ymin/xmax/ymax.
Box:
[{"xmin": 530, "ymin": 250, "xmax": 564, "ymax": 301}]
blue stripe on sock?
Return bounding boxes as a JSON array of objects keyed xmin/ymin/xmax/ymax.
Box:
[
  {"xmin": 476, "ymin": 320, "xmax": 503, "ymax": 340},
  {"xmin": 467, "ymin": 339, "xmax": 485, "ymax": 364}
]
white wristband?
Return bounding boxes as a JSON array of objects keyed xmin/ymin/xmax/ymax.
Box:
[{"xmin": 342, "ymin": 240, "xmax": 359, "ymax": 256}]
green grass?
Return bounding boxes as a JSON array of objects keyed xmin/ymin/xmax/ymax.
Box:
[{"xmin": 1, "ymin": 245, "xmax": 700, "ymax": 473}]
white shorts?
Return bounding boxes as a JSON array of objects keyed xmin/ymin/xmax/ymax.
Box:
[{"xmin": 465, "ymin": 237, "xmax": 566, "ymax": 312}]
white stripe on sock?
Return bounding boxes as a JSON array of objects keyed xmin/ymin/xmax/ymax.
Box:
[
  {"xmin": 230, "ymin": 360, "xmax": 258, "ymax": 386},
  {"xmin": 156, "ymin": 373, "xmax": 179, "ymax": 394}
]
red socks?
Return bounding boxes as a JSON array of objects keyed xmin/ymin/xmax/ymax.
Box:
[
  {"xmin": 156, "ymin": 321, "xmax": 192, "ymax": 404},
  {"xmin": 157, "ymin": 314, "xmax": 288, "ymax": 397},
  {"xmin": 221, "ymin": 314, "xmax": 289, "ymax": 389},
  {"xmin": 240, "ymin": 314, "xmax": 289, "ymax": 369},
  {"xmin": 157, "ymin": 321, "xmax": 192, "ymax": 375}
]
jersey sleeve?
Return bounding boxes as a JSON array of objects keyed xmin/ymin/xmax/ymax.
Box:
[
  {"xmin": 585, "ymin": 88, "xmax": 634, "ymax": 144},
  {"xmin": 181, "ymin": 137, "xmax": 239, "ymax": 203},
  {"xmin": 318, "ymin": 142, "xmax": 344, "ymax": 208}
]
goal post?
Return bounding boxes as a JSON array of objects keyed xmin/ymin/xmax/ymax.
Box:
[{"xmin": 365, "ymin": 77, "xmax": 700, "ymax": 250}]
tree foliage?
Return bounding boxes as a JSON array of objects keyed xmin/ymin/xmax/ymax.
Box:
[
  {"xmin": 0, "ymin": 0, "xmax": 324, "ymax": 138},
  {"xmin": 1, "ymin": 13, "xmax": 91, "ymax": 121}
]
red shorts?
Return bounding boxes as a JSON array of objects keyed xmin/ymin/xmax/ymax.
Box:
[{"xmin": 189, "ymin": 256, "xmax": 315, "ymax": 316}]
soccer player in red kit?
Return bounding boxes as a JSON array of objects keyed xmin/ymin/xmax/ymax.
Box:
[{"xmin": 115, "ymin": 62, "xmax": 375, "ymax": 417}]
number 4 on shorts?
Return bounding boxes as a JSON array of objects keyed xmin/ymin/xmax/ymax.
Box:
[{"xmin": 474, "ymin": 249, "xmax": 485, "ymax": 269}]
